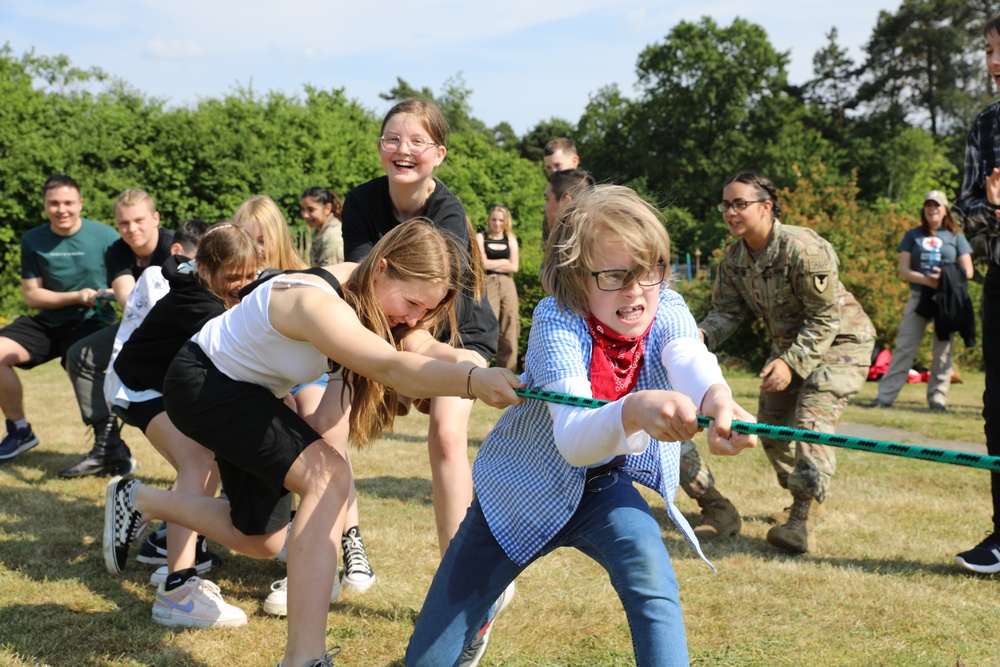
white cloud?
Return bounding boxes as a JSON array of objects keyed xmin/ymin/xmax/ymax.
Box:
[{"xmin": 145, "ymin": 37, "xmax": 204, "ymax": 59}]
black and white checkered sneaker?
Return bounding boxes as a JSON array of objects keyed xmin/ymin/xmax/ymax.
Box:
[{"xmin": 103, "ymin": 476, "xmax": 145, "ymax": 574}]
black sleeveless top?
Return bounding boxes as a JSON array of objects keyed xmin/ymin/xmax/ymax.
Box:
[
  {"xmin": 483, "ymin": 235, "xmax": 511, "ymax": 261},
  {"xmin": 484, "ymin": 235, "xmax": 511, "ymax": 276}
]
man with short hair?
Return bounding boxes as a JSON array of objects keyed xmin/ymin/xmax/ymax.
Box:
[
  {"xmin": 0, "ymin": 175, "xmax": 119, "ymax": 461},
  {"xmin": 60, "ymin": 188, "xmax": 175, "ymax": 478},
  {"xmin": 542, "ymin": 137, "xmax": 580, "ymax": 176},
  {"xmin": 543, "ymin": 168, "xmax": 595, "ymax": 244}
]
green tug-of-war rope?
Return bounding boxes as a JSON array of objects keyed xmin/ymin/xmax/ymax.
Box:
[{"xmin": 513, "ymin": 387, "xmax": 1000, "ymax": 473}]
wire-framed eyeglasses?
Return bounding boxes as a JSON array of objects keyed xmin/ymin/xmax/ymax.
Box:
[
  {"xmin": 717, "ymin": 199, "xmax": 766, "ymax": 213},
  {"xmin": 590, "ymin": 263, "xmax": 667, "ymax": 291},
  {"xmin": 379, "ymin": 134, "xmax": 438, "ymax": 156}
]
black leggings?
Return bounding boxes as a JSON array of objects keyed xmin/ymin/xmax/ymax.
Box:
[{"xmin": 982, "ymin": 265, "xmax": 1000, "ymax": 532}]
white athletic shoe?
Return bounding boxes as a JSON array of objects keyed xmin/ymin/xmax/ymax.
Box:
[
  {"xmin": 263, "ymin": 573, "xmax": 340, "ymax": 616},
  {"xmin": 151, "ymin": 577, "xmax": 247, "ymax": 629}
]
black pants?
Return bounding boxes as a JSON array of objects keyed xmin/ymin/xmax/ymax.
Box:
[{"xmin": 983, "ymin": 264, "xmax": 1000, "ymax": 532}]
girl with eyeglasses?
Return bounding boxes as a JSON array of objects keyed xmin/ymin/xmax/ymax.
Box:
[
  {"xmin": 697, "ymin": 171, "xmax": 875, "ymax": 554},
  {"xmin": 342, "ymin": 99, "xmax": 498, "ymax": 553},
  {"xmin": 406, "ymin": 184, "xmax": 756, "ymax": 667},
  {"xmin": 476, "ymin": 204, "xmax": 520, "ymax": 372}
]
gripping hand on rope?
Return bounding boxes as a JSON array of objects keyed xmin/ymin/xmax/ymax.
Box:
[
  {"xmin": 515, "ymin": 388, "xmax": 1000, "ymax": 473},
  {"xmin": 699, "ymin": 384, "xmax": 758, "ymax": 456},
  {"xmin": 620, "ymin": 383, "xmax": 757, "ymax": 457}
]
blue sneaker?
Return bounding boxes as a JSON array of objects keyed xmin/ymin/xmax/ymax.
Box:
[{"xmin": 0, "ymin": 419, "xmax": 39, "ymax": 462}]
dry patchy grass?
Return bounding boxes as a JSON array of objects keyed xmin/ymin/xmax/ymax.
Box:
[{"xmin": 0, "ymin": 362, "xmax": 997, "ymax": 666}]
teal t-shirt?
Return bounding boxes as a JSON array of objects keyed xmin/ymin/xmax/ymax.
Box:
[{"xmin": 20, "ymin": 218, "xmax": 119, "ymax": 324}]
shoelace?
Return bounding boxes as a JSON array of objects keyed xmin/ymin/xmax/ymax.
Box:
[
  {"xmin": 116, "ymin": 482, "xmax": 144, "ymax": 545},
  {"xmin": 270, "ymin": 577, "xmax": 288, "ymax": 593},
  {"xmin": 196, "ymin": 578, "xmax": 225, "ymax": 602},
  {"xmin": 301, "ymin": 647, "xmax": 342, "ymax": 667},
  {"xmin": 342, "ymin": 535, "xmax": 372, "ymax": 575}
]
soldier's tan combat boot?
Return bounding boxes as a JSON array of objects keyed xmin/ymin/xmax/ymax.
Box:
[
  {"xmin": 693, "ymin": 487, "xmax": 742, "ymax": 542},
  {"xmin": 768, "ymin": 499, "xmax": 825, "ymax": 525},
  {"xmin": 766, "ymin": 495, "xmax": 820, "ymax": 553}
]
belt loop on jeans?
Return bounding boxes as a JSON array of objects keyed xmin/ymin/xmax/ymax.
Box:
[{"xmin": 585, "ymin": 454, "xmax": 627, "ymax": 481}]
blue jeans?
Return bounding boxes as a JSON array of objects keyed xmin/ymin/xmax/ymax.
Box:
[{"xmin": 405, "ymin": 471, "xmax": 689, "ymax": 667}]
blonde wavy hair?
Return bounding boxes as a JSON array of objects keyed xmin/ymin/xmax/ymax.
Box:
[{"xmin": 232, "ymin": 195, "xmax": 307, "ymax": 271}]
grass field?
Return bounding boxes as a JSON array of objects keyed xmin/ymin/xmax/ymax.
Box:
[{"xmin": 0, "ymin": 361, "xmax": 997, "ymax": 667}]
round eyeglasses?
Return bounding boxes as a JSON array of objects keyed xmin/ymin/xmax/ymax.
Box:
[
  {"xmin": 590, "ymin": 263, "xmax": 667, "ymax": 291},
  {"xmin": 379, "ymin": 134, "xmax": 438, "ymax": 156}
]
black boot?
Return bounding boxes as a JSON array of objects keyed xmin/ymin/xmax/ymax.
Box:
[{"xmin": 59, "ymin": 417, "xmax": 133, "ymax": 478}]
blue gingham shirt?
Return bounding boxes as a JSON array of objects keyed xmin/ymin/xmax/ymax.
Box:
[
  {"xmin": 955, "ymin": 98, "xmax": 1000, "ymax": 264},
  {"xmin": 472, "ymin": 287, "xmax": 709, "ymax": 567}
]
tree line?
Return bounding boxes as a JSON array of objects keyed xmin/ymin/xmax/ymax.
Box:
[{"xmin": 0, "ymin": 0, "xmax": 990, "ymax": 370}]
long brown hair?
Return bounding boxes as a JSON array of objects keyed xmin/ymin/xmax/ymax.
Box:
[
  {"xmin": 195, "ymin": 223, "xmax": 261, "ymax": 307},
  {"xmin": 920, "ymin": 204, "xmax": 958, "ymax": 236},
  {"xmin": 342, "ymin": 218, "xmax": 464, "ymax": 445}
]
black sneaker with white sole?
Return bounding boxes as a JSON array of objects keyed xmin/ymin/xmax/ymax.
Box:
[
  {"xmin": 136, "ymin": 522, "xmax": 168, "ymax": 565},
  {"xmin": 955, "ymin": 532, "xmax": 1000, "ymax": 574},
  {"xmin": 341, "ymin": 526, "xmax": 376, "ymax": 592},
  {"xmin": 103, "ymin": 476, "xmax": 144, "ymax": 574},
  {"xmin": 149, "ymin": 542, "xmax": 223, "ymax": 585}
]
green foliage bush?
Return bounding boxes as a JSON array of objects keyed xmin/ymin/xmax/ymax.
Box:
[{"xmin": 0, "ymin": 35, "xmax": 988, "ymax": 374}]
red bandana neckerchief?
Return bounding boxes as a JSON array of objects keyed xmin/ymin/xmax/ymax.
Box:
[{"xmin": 585, "ymin": 314, "xmax": 654, "ymax": 401}]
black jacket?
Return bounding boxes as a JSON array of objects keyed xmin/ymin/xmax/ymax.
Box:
[
  {"xmin": 915, "ymin": 263, "xmax": 976, "ymax": 347},
  {"xmin": 114, "ymin": 255, "xmax": 226, "ymax": 392}
]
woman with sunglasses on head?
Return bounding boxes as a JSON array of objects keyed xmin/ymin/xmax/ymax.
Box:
[
  {"xmin": 693, "ymin": 171, "xmax": 875, "ymax": 555},
  {"xmin": 476, "ymin": 204, "xmax": 520, "ymax": 372},
  {"xmin": 870, "ymin": 190, "xmax": 974, "ymax": 411}
]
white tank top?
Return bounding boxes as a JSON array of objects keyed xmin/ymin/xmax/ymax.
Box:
[{"xmin": 193, "ymin": 277, "xmax": 339, "ymax": 397}]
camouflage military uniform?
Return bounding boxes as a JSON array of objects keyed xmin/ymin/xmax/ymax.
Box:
[
  {"xmin": 309, "ymin": 215, "xmax": 344, "ymax": 267},
  {"xmin": 697, "ymin": 220, "xmax": 875, "ymax": 503},
  {"xmin": 679, "ymin": 439, "xmax": 713, "ymax": 498}
]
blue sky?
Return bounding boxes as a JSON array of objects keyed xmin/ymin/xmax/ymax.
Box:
[{"xmin": 3, "ymin": 0, "xmax": 904, "ymax": 134}]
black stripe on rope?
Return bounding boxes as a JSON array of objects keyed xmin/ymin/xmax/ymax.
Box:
[{"xmin": 513, "ymin": 387, "xmax": 1000, "ymax": 473}]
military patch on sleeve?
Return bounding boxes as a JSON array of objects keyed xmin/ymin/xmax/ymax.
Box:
[
  {"xmin": 812, "ymin": 274, "xmax": 830, "ymax": 294},
  {"xmin": 805, "ymin": 258, "xmax": 832, "ymax": 272}
]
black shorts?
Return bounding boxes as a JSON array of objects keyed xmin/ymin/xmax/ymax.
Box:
[
  {"xmin": 1, "ymin": 315, "xmax": 106, "ymax": 369},
  {"xmin": 162, "ymin": 342, "xmax": 322, "ymax": 535},
  {"xmin": 115, "ymin": 396, "xmax": 165, "ymax": 433}
]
